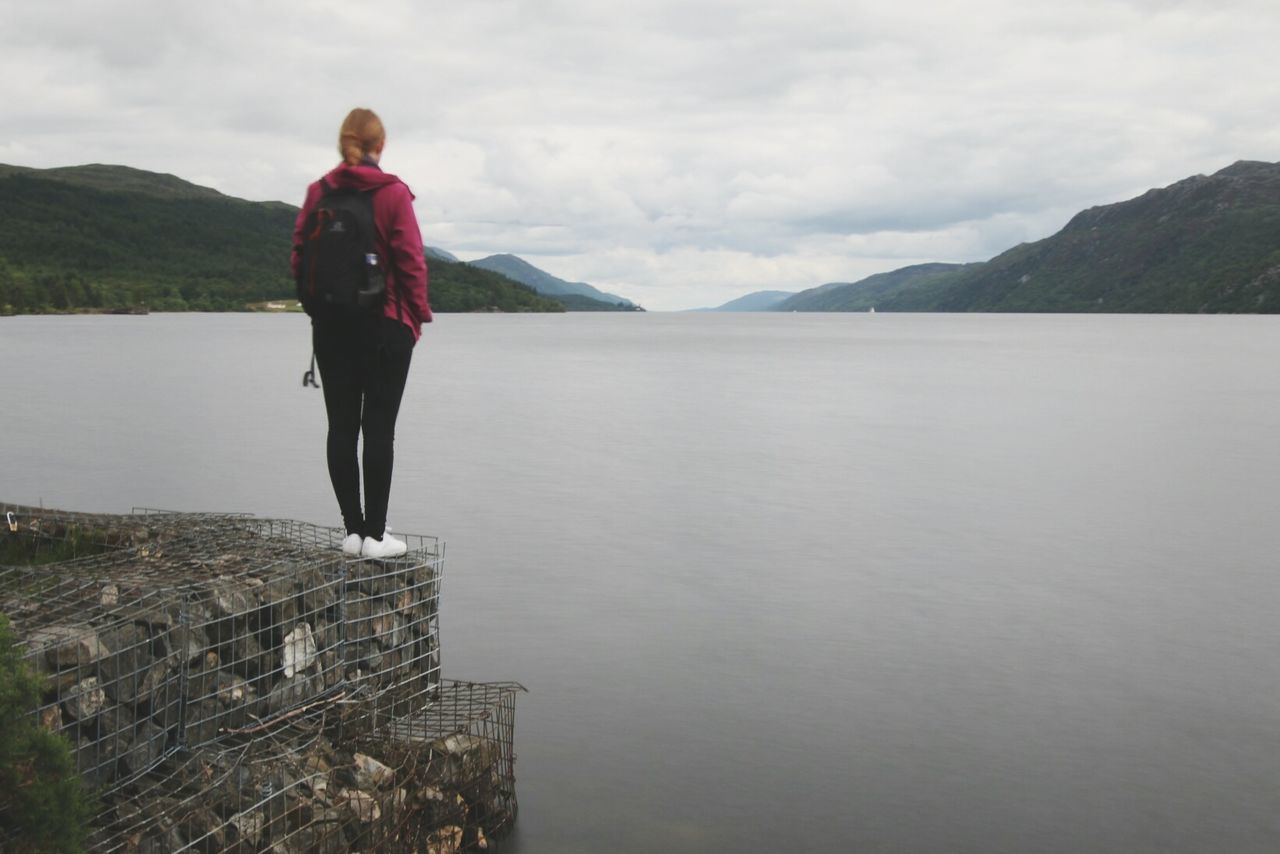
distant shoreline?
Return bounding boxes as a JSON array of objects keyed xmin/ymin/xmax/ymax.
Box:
[
  {"xmin": 0, "ymin": 303, "xmax": 298, "ymax": 317},
  {"xmin": 0, "ymin": 302, "xmax": 631, "ymax": 317}
]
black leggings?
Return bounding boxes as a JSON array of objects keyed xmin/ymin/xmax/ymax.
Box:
[{"xmin": 313, "ymin": 315, "xmax": 414, "ymax": 539}]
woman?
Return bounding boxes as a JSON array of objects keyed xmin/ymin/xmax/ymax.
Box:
[{"xmin": 291, "ymin": 108, "xmax": 431, "ymax": 558}]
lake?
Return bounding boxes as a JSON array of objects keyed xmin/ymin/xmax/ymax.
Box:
[{"xmin": 3, "ymin": 312, "xmax": 1279, "ymax": 853}]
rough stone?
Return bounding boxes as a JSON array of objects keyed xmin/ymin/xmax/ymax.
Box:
[
  {"xmin": 230, "ymin": 632, "xmax": 269, "ymax": 681},
  {"xmin": 298, "ymin": 567, "xmax": 338, "ymax": 615},
  {"xmin": 119, "ymin": 719, "xmax": 167, "ymax": 775},
  {"xmin": 159, "ymin": 623, "xmax": 209, "ymax": 664},
  {"xmin": 320, "ymin": 650, "xmax": 341, "ymax": 688},
  {"xmin": 186, "ymin": 698, "xmax": 225, "ymax": 745},
  {"xmin": 258, "ymin": 574, "xmax": 299, "ymax": 628},
  {"xmin": 228, "ymin": 809, "xmax": 263, "ymax": 848},
  {"xmin": 72, "ymin": 729, "xmax": 120, "ymax": 788},
  {"xmin": 98, "ymin": 623, "xmax": 154, "ymax": 703},
  {"xmin": 130, "ymin": 657, "xmax": 174, "ymax": 721},
  {"xmin": 39, "ymin": 704, "xmax": 65, "ymax": 732},
  {"xmin": 178, "ymin": 806, "xmax": 225, "ymax": 851},
  {"xmin": 371, "ymin": 608, "xmax": 404, "ymax": 649},
  {"xmin": 205, "ymin": 576, "xmax": 256, "ymax": 619},
  {"xmin": 282, "ymin": 622, "xmax": 317, "ymax": 679},
  {"xmin": 64, "ymin": 676, "xmax": 106, "ymax": 721},
  {"xmin": 29, "ymin": 625, "xmax": 109, "ymax": 668},
  {"xmin": 427, "ymin": 825, "xmax": 464, "ymax": 854},
  {"xmin": 345, "ymin": 594, "xmax": 374, "ymax": 643},
  {"xmin": 266, "ymin": 673, "xmax": 322, "ymax": 715},
  {"xmin": 353, "ymin": 752, "xmax": 395, "ymax": 790},
  {"xmin": 431, "ymin": 734, "xmax": 498, "ymax": 789},
  {"xmin": 100, "ymin": 583, "xmax": 120, "ymax": 608},
  {"xmin": 337, "ymin": 788, "xmax": 380, "ymax": 823}
]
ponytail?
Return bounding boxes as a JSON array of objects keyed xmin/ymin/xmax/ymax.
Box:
[{"xmin": 338, "ymin": 108, "xmax": 385, "ymax": 166}]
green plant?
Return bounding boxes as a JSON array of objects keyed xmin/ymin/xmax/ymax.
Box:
[{"xmin": 0, "ymin": 613, "xmax": 92, "ymax": 853}]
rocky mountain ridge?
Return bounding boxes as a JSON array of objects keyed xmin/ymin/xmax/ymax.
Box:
[{"xmin": 716, "ymin": 160, "xmax": 1280, "ymax": 313}]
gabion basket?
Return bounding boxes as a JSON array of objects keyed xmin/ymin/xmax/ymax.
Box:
[{"xmin": 0, "ymin": 506, "xmax": 517, "ymax": 854}]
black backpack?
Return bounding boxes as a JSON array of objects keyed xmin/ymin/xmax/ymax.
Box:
[{"xmin": 296, "ymin": 180, "xmax": 385, "ymax": 317}]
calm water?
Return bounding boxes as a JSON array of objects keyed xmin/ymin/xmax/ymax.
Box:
[{"xmin": 3, "ymin": 312, "xmax": 1279, "ymax": 853}]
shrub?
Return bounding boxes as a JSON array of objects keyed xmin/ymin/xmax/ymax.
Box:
[{"xmin": 0, "ymin": 613, "xmax": 92, "ymax": 853}]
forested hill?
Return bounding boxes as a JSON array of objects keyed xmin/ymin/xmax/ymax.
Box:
[
  {"xmin": 908, "ymin": 160, "xmax": 1280, "ymax": 313},
  {"xmin": 786, "ymin": 160, "xmax": 1280, "ymax": 313},
  {"xmin": 778, "ymin": 264, "xmax": 978, "ymax": 312},
  {"xmin": 0, "ymin": 164, "xmax": 565, "ymax": 314},
  {"xmin": 470, "ymin": 253, "xmax": 640, "ymax": 310}
]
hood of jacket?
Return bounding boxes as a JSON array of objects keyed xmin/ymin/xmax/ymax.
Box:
[{"xmin": 322, "ymin": 162, "xmax": 415, "ymax": 198}]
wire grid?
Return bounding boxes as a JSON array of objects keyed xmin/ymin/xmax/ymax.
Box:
[
  {"xmin": 1, "ymin": 502, "xmax": 150, "ymax": 564},
  {"xmin": 0, "ymin": 510, "xmax": 523, "ymax": 852},
  {"xmin": 80, "ymin": 679, "xmax": 522, "ymax": 853},
  {"xmin": 353, "ymin": 679, "xmax": 526, "ymax": 847},
  {"xmin": 233, "ymin": 515, "xmax": 442, "ymax": 560},
  {"xmin": 0, "ymin": 508, "xmax": 445, "ymax": 825},
  {"xmin": 85, "ymin": 720, "xmax": 339, "ymax": 853}
]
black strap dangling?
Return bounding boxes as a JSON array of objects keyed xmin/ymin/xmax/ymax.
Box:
[{"xmin": 302, "ymin": 351, "xmax": 321, "ymax": 389}]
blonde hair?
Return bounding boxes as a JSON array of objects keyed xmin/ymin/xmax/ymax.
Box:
[{"xmin": 338, "ymin": 108, "xmax": 386, "ymax": 166}]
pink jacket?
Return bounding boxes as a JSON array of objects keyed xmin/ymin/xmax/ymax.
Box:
[{"xmin": 291, "ymin": 162, "xmax": 432, "ymax": 339}]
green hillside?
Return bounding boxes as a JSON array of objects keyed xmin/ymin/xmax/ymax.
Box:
[
  {"xmin": 705, "ymin": 290, "xmax": 794, "ymax": 311},
  {"xmin": 470, "ymin": 253, "xmax": 641, "ymax": 310},
  {"xmin": 905, "ymin": 160, "xmax": 1280, "ymax": 313},
  {"xmin": 552, "ymin": 293, "xmax": 640, "ymax": 311},
  {"xmin": 804, "ymin": 160, "xmax": 1280, "ymax": 314},
  {"xmin": 778, "ymin": 263, "xmax": 976, "ymax": 311},
  {"xmin": 732, "ymin": 158, "xmax": 1280, "ymax": 316},
  {"xmin": 0, "ymin": 164, "xmax": 564, "ymax": 314},
  {"xmin": 0, "ymin": 166, "xmax": 295, "ymax": 311},
  {"xmin": 429, "ymin": 257, "xmax": 565, "ymax": 313}
]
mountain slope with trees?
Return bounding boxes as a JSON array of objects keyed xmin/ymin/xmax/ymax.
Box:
[
  {"xmin": 778, "ymin": 263, "xmax": 978, "ymax": 312},
  {"xmin": 470, "ymin": 253, "xmax": 641, "ymax": 310},
  {"xmin": 783, "ymin": 160, "xmax": 1280, "ymax": 314},
  {"xmin": 900, "ymin": 160, "xmax": 1280, "ymax": 313},
  {"xmin": 702, "ymin": 290, "xmax": 795, "ymax": 311},
  {"xmin": 0, "ymin": 164, "xmax": 565, "ymax": 314}
]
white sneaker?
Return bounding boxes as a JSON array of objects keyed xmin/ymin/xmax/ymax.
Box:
[
  {"xmin": 341, "ymin": 533, "xmax": 364, "ymax": 556},
  {"xmin": 361, "ymin": 532, "xmax": 407, "ymax": 559}
]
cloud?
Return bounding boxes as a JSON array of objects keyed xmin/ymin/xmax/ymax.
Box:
[{"xmin": 3, "ymin": 0, "xmax": 1278, "ymax": 309}]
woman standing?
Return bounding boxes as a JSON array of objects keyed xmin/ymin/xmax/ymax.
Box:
[{"xmin": 291, "ymin": 108, "xmax": 431, "ymax": 558}]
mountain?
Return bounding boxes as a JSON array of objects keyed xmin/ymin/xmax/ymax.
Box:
[
  {"xmin": 0, "ymin": 164, "xmax": 565, "ymax": 314},
  {"xmin": 798, "ymin": 160, "xmax": 1280, "ymax": 313},
  {"xmin": 892, "ymin": 160, "xmax": 1280, "ymax": 313},
  {"xmin": 0, "ymin": 163, "xmax": 231, "ymax": 201},
  {"xmin": 424, "ymin": 245, "xmax": 459, "ymax": 262},
  {"xmin": 469, "ymin": 254, "xmax": 640, "ymax": 310},
  {"xmin": 702, "ymin": 290, "xmax": 795, "ymax": 311},
  {"xmin": 778, "ymin": 264, "xmax": 978, "ymax": 312},
  {"xmin": 0, "ymin": 164, "xmax": 298, "ymax": 312},
  {"xmin": 793, "ymin": 160, "xmax": 1280, "ymax": 314},
  {"xmin": 427, "ymin": 258, "xmax": 565, "ymax": 313}
]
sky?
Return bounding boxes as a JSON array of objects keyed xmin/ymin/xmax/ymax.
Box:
[{"xmin": 4, "ymin": 0, "xmax": 1278, "ymax": 311}]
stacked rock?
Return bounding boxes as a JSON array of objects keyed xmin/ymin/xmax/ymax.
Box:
[{"xmin": 1, "ymin": 509, "xmax": 520, "ymax": 852}]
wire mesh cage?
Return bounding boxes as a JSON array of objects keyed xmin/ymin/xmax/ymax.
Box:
[
  {"xmin": 0, "ymin": 507, "xmax": 508, "ymax": 853},
  {"xmin": 1, "ymin": 502, "xmax": 151, "ymax": 565},
  {"xmin": 77, "ymin": 679, "xmax": 524, "ymax": 853},
  {"xmin": 350, "ymin": 678, "xmax": 525, "ymax": 849}
]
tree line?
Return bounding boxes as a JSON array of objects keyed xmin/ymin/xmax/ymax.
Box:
[{"xmin": 0, "ymin": 172, "xmax": 565, "ymax": 315}]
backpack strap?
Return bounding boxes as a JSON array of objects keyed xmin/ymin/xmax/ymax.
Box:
[
  {"xmin": 302, "ymin": 350, "xmax": 320, "ymax": 389},
  {"xmin": 355, "ymin": 183, "xmax": 405, "ymax": 326}
]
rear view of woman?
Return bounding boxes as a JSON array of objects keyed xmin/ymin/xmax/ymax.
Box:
[{"xmin": 291, "ymin": 108, "xmax": 431, "ymax": 558}]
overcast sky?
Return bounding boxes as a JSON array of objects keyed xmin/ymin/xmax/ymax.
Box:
[{"xmin": 5, "ymin": 0, "xmax": 1277, "ymax": 310}]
